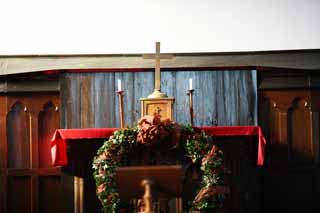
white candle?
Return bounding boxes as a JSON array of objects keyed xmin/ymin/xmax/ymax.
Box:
[
  {"xmin": 118, "ymin": 79, "xmax": 122, "ymax": 91},
  {"xmin": 189, "ymin": 78, "xmax": 193, "ymax": 90}
]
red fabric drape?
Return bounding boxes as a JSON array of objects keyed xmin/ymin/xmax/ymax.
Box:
[
  {"xmin": 50, "ymin": 128, "xmax": 117, "ymax": 166},
  {"xmin": 50, "ymin": 126, "xmax": 266, "ymax": 166},
  {"xmin": 200, "ymin": 126, "xmax": 266, "ymax": 166}
]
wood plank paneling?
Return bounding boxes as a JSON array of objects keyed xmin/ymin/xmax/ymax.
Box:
[
  {"xmin": 134, "ymin": 72, "xmax": 154, "ymax": 120},
  {"xmin": 61, "ymin": 70, "xmax": 257, "ymax": 128},
  {"xmin": 93, "ymin": 73, "xmax": 116, "ymax": 128},
  {"xmin": 103, "ymin": 73, "xmax": 116, "ymax": 128},
  {"xmin": 60, "ymin": 75, "xmax": 69, "ymax": 129},
  {"xmin": 115, "ymin": 72, "xmax": 135, "ymax": 126},
  {"xmin": 175, "ymin": 71, "xmax": 194, "ymax": 124},
  {"xmin": 80, "ymin": 74, "xmax": 94, "ymax": 128},
  {"xmin": 65, "ymin": 73, "xmax": 81, "ymax": 129}
]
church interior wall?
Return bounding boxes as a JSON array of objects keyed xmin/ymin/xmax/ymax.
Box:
[
  {"xmin": 1, "ymin": 63, "xmax": 320, "ymax": 212},
  {"xmin": 60, "ymin": 69, "xmax": 257, "ymax": 129}
]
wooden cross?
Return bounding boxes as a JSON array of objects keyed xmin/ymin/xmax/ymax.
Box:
[
  {"xmin": 143, "ymin": 42, "xmax": 174, "ymax": 92},
  {"xmin": 140, "ymin": 42, "xmax": 175, "ymax": 119}
]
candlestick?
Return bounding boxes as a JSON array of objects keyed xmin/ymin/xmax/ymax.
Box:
[
  {"xmin": 118, "ymin": 79, "xmax": 122, "ymax": 91},
  {"xmin": 117, "ymin": 90, "xmax": 125, "ymax": 128},
  {"xmin": 141, "ymin": 179, "xmax": 154, "ymax": 213},
  {"xmin": 189, "ymin": 78, "xmax": 193, "ymax": 90},
  {"xmin": 187, "ymin": 89, "xmax": 195, "ymax": 125}
]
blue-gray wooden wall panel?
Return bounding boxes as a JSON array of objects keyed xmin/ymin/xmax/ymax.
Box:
[{"xmin": 60, "ymin": 70, "xmax": 257, "ymax": 128}]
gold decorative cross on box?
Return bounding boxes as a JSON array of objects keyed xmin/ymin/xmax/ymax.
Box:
[{"xmin": 140, "ymin": 42, "xmax": 175, "ymax": 120}]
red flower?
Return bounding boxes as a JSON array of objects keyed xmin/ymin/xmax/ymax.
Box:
[
  {"xmin": 136, "ymin": 115, "xmax": 178, "ymax": 146},
  {"xmin": 99, "ymin": 168, "xmax": 106, "ymax": 175},
  {"xmin": 98, "ymin": 152, "xmax": 109, "ymax": 161},
  {"xmin": 194, "ymin": 185, "xmax": 230, "ymax": 202},
  {"xmin": 202, "ymin": 145, "xmax": 218, "ymax": 165},
  {"xmin": 97, "ymin": 184, "xmax": 106, "ymax": 194}
]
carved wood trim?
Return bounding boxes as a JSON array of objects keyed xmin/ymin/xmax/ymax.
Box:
[
  {"xmin": 0, "ymin": 96, "xmax": 8, "ymax": 213},
  {"xmin": 260, "ymin": 89, "xmax": 320, "ymax": 167},
  {"xmin": 5, "ymin": 168, "xmax": 61, "ymax": 176},
  {"xmin": 309, "ymin": 90, "xmax": 320, "ymax": 164},
  {"xmin": 1, "ymin": 94, "xmax": 61, "ymax": 213},
  {"xmin": 289, "ymin": 98, "xmax": 313, "ymax": 164},
  {"xmin": 0, "ymin": 96, "xmax": 8, "ymax": 169},
  {"xmin": 310, "ymin": 111, "xmax": 319, "ymax": 164},
  {"xmin": 29, "ymin": 111, "xmax": 39, "ymax": 169},
  {"xmin": 7, "ymin": 101, "xmax": 30, "ymax": 169},
  {"xmin": 0, "ymin": 80, "xmax": 59, "ymax": 93},
  {"xmin": 261, "ymin": 90, "xmax": 311, "ymax": 166},
  {"xmin": 270, "ymin": 98, "xmax": 292, "ymax": 149}
]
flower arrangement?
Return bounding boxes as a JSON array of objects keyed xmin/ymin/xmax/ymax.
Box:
[{"xmin": 92, "ymin": 115, "xmax": 229, "ymax": 212}]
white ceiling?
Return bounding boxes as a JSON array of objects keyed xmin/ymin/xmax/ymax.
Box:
[{"xmin": 1, "ymin": 0, "xmax": 319, "ymax": 55}]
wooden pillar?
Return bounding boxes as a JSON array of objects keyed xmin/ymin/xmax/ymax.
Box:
[
  {"xmin": 74, "ymin": 176, "xmax": 84, "ymax": 213},
  {"xmin": 270, "ymin": 101, "xmax": 291, "ymax": 166},
  {"xmin": 28, "ymin": 109, "xmax": 40, "ymax": 213},
  {"xmin": 310, "ymin": 91, "xmax": 320, "ymax": 164},
  {"xmin": 273, "ymin": 103, "xmax": 289, "ymax": 147},
  {"xmin": 0, "ymin": 96, "xmax": 8, "ymax": 213},
  {"xmin": 310, "ymin": 110, "xmax": 319, "ymax": 164}
]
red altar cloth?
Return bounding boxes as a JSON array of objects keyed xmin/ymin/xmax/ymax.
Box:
[{"xmin": 51, "ymin": 126, "xmax": 266, "ymax": 167}]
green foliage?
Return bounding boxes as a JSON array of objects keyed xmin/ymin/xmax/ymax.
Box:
[{"xmin": 92, "ymin": 121, "xmax": 229, "ymax": 212}]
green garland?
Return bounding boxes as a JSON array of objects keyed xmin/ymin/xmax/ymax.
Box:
[{"xmin": 92, "ymin": 116, "xmax": 229, "ymax": 212}]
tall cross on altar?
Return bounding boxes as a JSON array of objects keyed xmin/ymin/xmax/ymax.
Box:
[
  {"xmin": 140, "ymin": 42, "xmax": 175, "ymax": 120},
  {"xmin": 143, "ymin": 42, "xmax": 173, "ymax": 98}
]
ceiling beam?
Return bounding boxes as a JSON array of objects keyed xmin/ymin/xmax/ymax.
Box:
[{"xmin": 1, "ymin": 50, "xmax": 320, "ymax": 75}]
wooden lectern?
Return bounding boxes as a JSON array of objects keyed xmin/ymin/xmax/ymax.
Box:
[{"xmin": 116, "ymin": 165, "xmax": 183, "ymax": 213}]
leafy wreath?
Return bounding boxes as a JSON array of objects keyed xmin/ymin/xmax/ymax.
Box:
[{"xmin": 92, "ymin": 115, "xmax": 229, "ymax": 212}]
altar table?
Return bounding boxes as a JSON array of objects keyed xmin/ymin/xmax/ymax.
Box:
[
  {"xmin": 50, "ymin": 126, "xmax": 266, "ymax": 213},
  {"xmin": 50, "ymin": 126, "xmax": 266, "ymax": 167}
]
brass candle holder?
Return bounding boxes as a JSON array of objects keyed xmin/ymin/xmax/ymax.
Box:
[
  {"xmin": 117, "ymin": 90, "xmax": 125, "ymax": 128},
  {"xmin": 141, "ymin": 179, "xmax": 153, "ymax": 213},
  {"xmin": 187, "ymin": 89, "xmax": 194, "ymax": 126}
]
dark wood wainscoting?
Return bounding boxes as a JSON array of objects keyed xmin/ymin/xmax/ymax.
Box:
[
  {"xmin": 258, "ymin": 70, "xmax": 320, "ymax": 213},
  {"xmin": 0, "ymin": 94, "xmax": 61, "ymax": 213}
]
